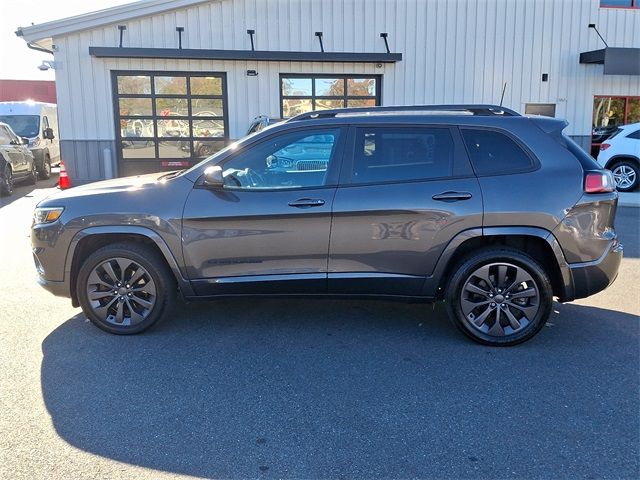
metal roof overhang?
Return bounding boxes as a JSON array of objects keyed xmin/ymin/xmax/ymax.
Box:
[
  {"xmin": 89, "ymin": 46, "xmax": 402, "ymax": 63},
  {"xmin": 579, "ymin": 47, "xmax": 640, "ymax": 75}
]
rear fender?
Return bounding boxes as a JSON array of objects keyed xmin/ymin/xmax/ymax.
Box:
[{"xmin": 422, "ymin": 226, "xmax": 575, "ymax": 301}]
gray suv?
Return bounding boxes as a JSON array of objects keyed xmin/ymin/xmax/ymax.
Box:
[{"xmin": 31, "ymin": 105, "xmax": 623, "ymax": 346}]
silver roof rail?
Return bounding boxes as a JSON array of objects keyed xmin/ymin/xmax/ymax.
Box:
[{"xmin": 286, "ymin": 104, "xmax": 520, "ymax": 122}]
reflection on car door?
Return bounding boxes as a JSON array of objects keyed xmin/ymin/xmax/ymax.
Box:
[
  {"xmin": 328, "ymin": 125, "xmax": 483, "ymax": 296},
  {"xmin": 182, "ymin": 127, "xmax": 346, "ymax": 295}
]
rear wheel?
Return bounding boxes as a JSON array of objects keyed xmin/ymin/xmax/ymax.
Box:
[
  {"xmin": 40, "ymin": 155, "xmax": 52, "ymax": 180},
  {"xmin": 0, "ymin": 164, "xmax": 13, "ymax": 197},
  {"xmin": 76, "ymin": 242, "xmax": 176, "ymax": 334},
  {"xmin": 445, "ymin": 248, "xmax": 553, "ymax": 346},
  {"xmin": 611, "ymin": 160, "xmax": 639, "ymax": 192}
]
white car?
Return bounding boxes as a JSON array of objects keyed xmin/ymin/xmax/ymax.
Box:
[{"xmin": 597, "ymin": 122, "xmax": 640, "ymax": 192}]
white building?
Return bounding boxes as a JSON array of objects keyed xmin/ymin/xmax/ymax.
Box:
[{"xmin": 16, "ymin": 0, "xmax": 640, "ymax": 183}]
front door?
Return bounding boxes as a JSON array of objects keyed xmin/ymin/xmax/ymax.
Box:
[
  {"xmin": 182, "ymin": 126, "xmax": 346, "ymax": 295},
  {"xmin": 328, "ymin": 124, "xmax": 483, "ymax": 295}
]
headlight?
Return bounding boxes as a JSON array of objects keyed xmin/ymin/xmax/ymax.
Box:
[{"xmin": 33, "ymin": 207, "xmax": 64, "ymax": 225}]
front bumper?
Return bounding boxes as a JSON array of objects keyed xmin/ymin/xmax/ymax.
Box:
[
  {"xmin": 569, "ymin": 240, "xmax": 623, "ymax": 300},
  {"xmin": 36, "ymin": 274, "xmax": 71, "ymax": 298}
]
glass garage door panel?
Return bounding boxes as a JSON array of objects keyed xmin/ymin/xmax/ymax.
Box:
[
  {"xmin": 113, "ymin": 72, "xmax": 228, "ymax": 176},
  {"xmin": 280, "ymin": 74, "xmax": 381, "ymax": 118}
]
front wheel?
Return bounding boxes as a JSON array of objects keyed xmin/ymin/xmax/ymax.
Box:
[
  {"xmin": 76, "ymin": 243, "xmax": 176, "ymax": 334},
  {"xmin": 445, "ymin": 248, "xmax": 553, "ymax": 346},
  {"xmin": 27, "ymin": 160, "xmax": 37, "ymax": 185},
  {"xmin": 40, "ymin": 155, "xmax": 52, "ymax": 180}
]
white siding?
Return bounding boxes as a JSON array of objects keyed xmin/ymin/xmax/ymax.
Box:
[{"xmin": 51, "ymin": 0, "xmax": 640, "ymax": 141}]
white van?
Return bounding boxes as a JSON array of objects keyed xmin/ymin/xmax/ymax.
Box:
[{"xmin": 0, "ymin": 101, "xmax": 60, "ymax": 179}]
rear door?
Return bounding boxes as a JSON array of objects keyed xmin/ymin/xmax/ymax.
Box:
[{"xmin": 328, "ymin": 124, "xmax": 483, "ymax": 295}]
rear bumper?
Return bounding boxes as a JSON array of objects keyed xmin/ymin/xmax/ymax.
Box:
[{"xmin": 568, "ymin": 240, "xmax": 623, "ymax": 300}]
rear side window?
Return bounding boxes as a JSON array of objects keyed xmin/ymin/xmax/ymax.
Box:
[
  {"xmin": 627, "ymin": 130, "xmax": 640, "ymax": 140},
  {"xmin": 461, "ymin": 129, "xmax": 534, "ymax": 175},
  {"xmin": 351, "ymin": 127, "xmax": 454, "ymax": 184}
]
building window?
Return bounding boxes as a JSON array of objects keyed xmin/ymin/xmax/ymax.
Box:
[
  {"xmin": 600, "ymin": 0, "xmax": 638, "ymax": 7},
  {"xmin": 591, "ymin": 96, "xmax": 640, "ymax": 155},
  {"xmin": 113, "ymin": 71, "xmax": 228, "ymax": 177},
  {"xmin": 524, "ymin": 104, "xmax": 556, "ymax": 117},
  {"xmin": 280, "ymin": 74, "xmax": 381, "ymax": 118}
]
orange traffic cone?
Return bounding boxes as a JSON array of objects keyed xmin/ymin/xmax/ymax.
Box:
[{"xmin": 59, "ymin": 161, "xmax": 71, "ymax": 190}]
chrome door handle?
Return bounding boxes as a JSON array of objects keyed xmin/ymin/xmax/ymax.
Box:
[
  {"xmin": 288, "ymin": 198, "xmax": 326, "ymax": 208},
  {"xmin": 432, "ymin": 191, "xmax": 473, "ymax": 202}
]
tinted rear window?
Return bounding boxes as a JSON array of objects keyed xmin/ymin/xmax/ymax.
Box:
[
  {"xmin": 350, "ymin": 127, "xmax": 454, "ymax": 184},
  {"xmin": 461, "ymin": 129, "xmax": 533, "ymax": 175}
]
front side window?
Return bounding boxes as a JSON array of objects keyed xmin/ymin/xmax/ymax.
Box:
[
  {"xmin": 280, "ymin": 75, "xmax": 380, "ymax": 118},
  {"xmin": 350, "ymin": 127, "xmax": 455, "ymax": 184},
  {"xmin": 0, "ymin": 127, "xmax": 11, "ymax": 145},
  {"xmin": 221, "ymin": 128, "xmax": 342, "ymax": 190},
  {"xmin": 461, "ymin": 129, "xmax": 534, "ymax": 175}
]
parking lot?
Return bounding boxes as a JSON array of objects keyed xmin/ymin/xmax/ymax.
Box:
[{"xmin": 0, "ymin": 177, "xmax": 638, "ymax": 479}]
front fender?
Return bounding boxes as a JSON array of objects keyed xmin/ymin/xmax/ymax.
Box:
[{"xmin": 65, "ymin": 226, "xmax": 194, "ymax": 297}]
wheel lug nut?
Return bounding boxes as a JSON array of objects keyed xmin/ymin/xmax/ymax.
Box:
[
  {"xmin": 490, "ymin": 302, "xmax": 496, "ymax": 308},
  {"xmin": 127, "ymin": 292, "xmax": 132, "ymax": 296},
  {"xmin": 126, "ymin": 284, "xmax": 130, "ymax": 289},
  {"xmin": 489, "ymin": 293, "xmax": 494, "ymax": 298}
]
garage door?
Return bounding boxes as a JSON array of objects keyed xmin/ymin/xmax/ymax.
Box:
[{"xmin": 112, "ymin": 71, "xmax": 228, "ymax": 177}]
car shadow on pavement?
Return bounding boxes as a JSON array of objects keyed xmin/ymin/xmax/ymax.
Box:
[{"xmin": 41, "ymin": 299, "xmax": 639, "ymax": 479}]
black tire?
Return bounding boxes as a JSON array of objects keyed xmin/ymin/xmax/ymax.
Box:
[
  {"xmin": 76, "ymin": 242, "xmax": 176, "ymax": 334},
  {"xmin": 27, "ymin": 159, "xmax": 37, "ymax": 185},
  {"xmin": 39, "ymin": 155, "xmax": 52, "ymax": 180},
  {"xmin": 445, "ymin": 247, "xmax": 553, "ymax": 346},
  {"xmin": 610, "ymin": 160, "xmax": 639, "ymax": 192},
  {"xmin": 0, "ymin": 164, "xmax": 13, "ymax": 197}
]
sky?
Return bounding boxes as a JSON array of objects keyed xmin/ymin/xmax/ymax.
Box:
[{"xmin": 0, "ymin": 0, "xmax": 131, "ymax": 80}]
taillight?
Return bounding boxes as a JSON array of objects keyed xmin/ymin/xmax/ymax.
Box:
[
  {"xmin": 584, "ymin": 171, "xmax": 615, "ymax": 193},
  {"xmin": 600, "ymin": 143, "xmax": 611, "ymax": 151}
]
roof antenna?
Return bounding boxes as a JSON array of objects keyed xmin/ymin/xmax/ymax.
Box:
[{"xmin": 499, "ymin": 82, "xmax": 507, "ymax": 107}]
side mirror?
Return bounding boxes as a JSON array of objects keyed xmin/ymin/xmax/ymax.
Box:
[
  {"xmin": 43, "ymin": 127, "xmax": 55, "ymax": 140},
  {"xmin": 20, "ymin": 137, "xmax": 29, "ymax": 145},
  {"xmin": 201, "ymin": 165, "xmax": 224, "ymax": 188}
]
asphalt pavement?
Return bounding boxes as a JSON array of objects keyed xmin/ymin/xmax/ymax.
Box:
[{"xmin": 0, "ymin": 178, "xmax": 638, "ymax": 479}]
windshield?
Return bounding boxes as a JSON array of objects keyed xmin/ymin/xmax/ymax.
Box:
[{"xmin": 0, "ymin": 115, "xmax": 40, "ymax": 138}]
